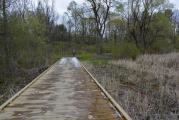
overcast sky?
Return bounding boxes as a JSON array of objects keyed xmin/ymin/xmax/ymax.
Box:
[
  {"xmin": 55, "ymin": 0, "xmax": 85, "ymax": 16},
  {"xmin": 54, "ymin": 0, "xmax": 179, "ymax": 16},
  {"xmin": 40, "ymin": 0, "xmax": 179, "ymax": 23},
  {"xmin": 170, "ymin": 0, "xmax": 179, "ymax": 8}
]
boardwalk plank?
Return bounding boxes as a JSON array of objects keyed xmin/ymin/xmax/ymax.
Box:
[{"xmin": 0, "ymin": 58, "xmax": 121, "ymax": 120}]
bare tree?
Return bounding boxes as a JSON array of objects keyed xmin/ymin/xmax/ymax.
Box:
[
  {"xmin": 87, "ymin": 0, "xmax": 113, "ymax": 53},
  {"xmin": 67, "ymin": 1, "xmax": 80, "ymax": 42},
  {"xmin": 126, "ymin": 0, "xmax": 172, "ymax": 51}
]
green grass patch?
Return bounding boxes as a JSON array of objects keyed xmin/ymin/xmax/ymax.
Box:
[
  {"xmin": 90, "ymin": 59, "xmax": 109, "ymax": 65},
  {"xmin": 79, "ymin": 51, "xmax": 109, "ymax": 65},
  {"xmin": 79, "ymin": 52, "xmax": 93, "ymax": 61}
]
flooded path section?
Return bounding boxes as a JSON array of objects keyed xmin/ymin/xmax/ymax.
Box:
[{"xmin": 0, "ymin": 58, "xmax": 121, "ymax": 120}]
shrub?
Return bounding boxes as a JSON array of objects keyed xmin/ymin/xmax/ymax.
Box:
[
  {"xmin": 150, "ymin": 39, "xmax": 172, "ymax": 53},
  {"xmin": 112, "ymin": 42, "xmax": 140, "ymax": 59},
  {"xmin": 103, "ymin": 41, "xmax": 113, "ymax": 53},
  {"xmin": 174, "ymin": 36, "xmax": 179, "ymax": 50},
  {"xmin": 83, "ymin": 45, "xmax": 97, "ymax": 53},
  {"xmin": 79, "ymin": 52, "xmax": 93, "ymax": 61}
]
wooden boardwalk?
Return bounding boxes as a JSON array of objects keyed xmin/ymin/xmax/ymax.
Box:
[{"xmin": 0, "ymin": 58, "xmax": 122, "ymax": 120}]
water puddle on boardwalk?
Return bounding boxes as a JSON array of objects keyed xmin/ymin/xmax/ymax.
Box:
[
  {"xmin": 59, "ymin": 57, "xmax": 81, "ymax": 68},
  {"xmin": 71, "ymin": 57, "xmax": 81, "ymax": 68},
  {"xmin": 59, "ymin": 58, "xmax": 67, "ymax": 65}
]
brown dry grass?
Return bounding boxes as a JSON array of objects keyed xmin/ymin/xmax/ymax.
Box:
[{"xmin": 85, "ymin": 53, "xmax": 179, "ymax": 120}]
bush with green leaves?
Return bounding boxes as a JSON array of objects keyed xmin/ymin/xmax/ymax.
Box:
[
  {"xmin": 112, "ymin": 42, "xmax": 140, "ymax": 59},
  {"xmin": 150, "ymin": 39, "xmax": 172, "ymax": 53}
]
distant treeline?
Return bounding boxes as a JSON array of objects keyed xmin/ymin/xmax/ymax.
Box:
[{"xmin": 63, "ymin": 0, "xmax": 179, "ymax": 59}]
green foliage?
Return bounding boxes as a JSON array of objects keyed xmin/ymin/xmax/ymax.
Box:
[
  {"xmin": 150, "ymin": 12, "xmax": 172, "ymax": 38},
  {"xmin": 8, "ymin": 14, "xmax": 48, "ymax": 69},
  {"xmin": 150, "ymin": 39, "xmax": 172, "ymax": 53},
  {"xmin": 79, "ymin": 51, "xmax": 109, "ymax": 65},
  {"xmin": 174, "ymin": 36, "xmax": 179, "ymax": 50},
  {"xmin": 79, "ymin": 52, "xmax": 93, "ymax": 61},
  {"xmin": 78, "ymin": 45, "xmax": 97, "ymax": 54},
  {"xmin": 148, "ymin": 12, "xmax": 173, "ymax": 53},
  {"xmin": 78, "ymin": 48, "xmax": 109, "ymax": 64},
  {"xmin": 115, "ymin": 2, "xmax": 124, "ymax": 12},
  {"xmin": 103, "ymin": 42, "xmax": 113, "ymax": 53},
  {"xmin": 112, "ymin": 42, "xmax": 140, "ymax": 59},
  {"xmin": 90, "ymin": 59, "xmax": 109, "ymax": 65}
]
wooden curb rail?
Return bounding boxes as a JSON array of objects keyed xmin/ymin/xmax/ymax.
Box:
[
  {"xmin": 81, "ymin": 63, "xmax": 132, "ymax": 120},
  {"xmin": 0, "ymin": 62, "xmax": 57, "ymax": 111}
]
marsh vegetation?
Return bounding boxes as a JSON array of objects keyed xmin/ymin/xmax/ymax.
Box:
[{"xmin": 85, "ymin": 53, "xmax": 179, "ymax": 120}]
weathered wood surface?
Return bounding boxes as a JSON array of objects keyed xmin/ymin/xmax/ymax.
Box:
[{"xmin": 0, "ymin": 58, "xmax": 121, "ymax": 120}]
